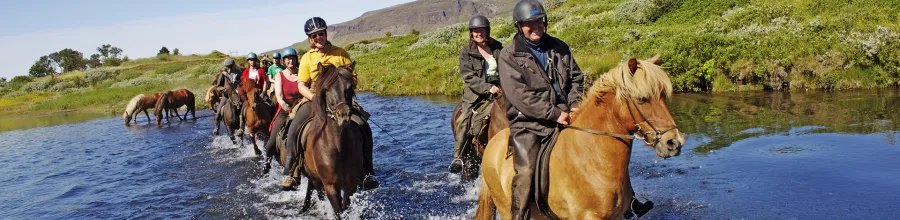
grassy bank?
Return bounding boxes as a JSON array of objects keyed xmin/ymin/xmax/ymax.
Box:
[
  {"xmin": 349, "ymin": 0, "xmax": 900, "ymax": 94},
  {"xmin": 0, "ymin": 54, "xmax": 225, "ymax": 116}
]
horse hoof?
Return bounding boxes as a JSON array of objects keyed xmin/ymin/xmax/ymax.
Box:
[
  {"xmin": 448, "ymin": 159, "xmax": 463, "ymax": 174},
  {"xmin": 362, "ymin": 176, "xmax": 380, "ymax": 190}
]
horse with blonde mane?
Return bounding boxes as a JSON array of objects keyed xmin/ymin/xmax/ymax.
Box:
[
  {"xmin": 124, "ymin": 92, "xmax": 170, "ymax": 125},
  {"xmin": 475, "ymin": 57, "xmax": 686, "ymax": 219},
  {"xmin": 205, "ymin": 85, "xmax": 222, "ymax": 113}
]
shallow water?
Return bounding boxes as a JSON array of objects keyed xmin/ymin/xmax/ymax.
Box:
[{"xmin": 1, "ymin": 90, "xmax": 899, "ymax": 219}]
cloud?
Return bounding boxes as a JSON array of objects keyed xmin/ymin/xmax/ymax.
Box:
[{"xmin": 0, "ymin": 0, "xmax": 413, "ymax": 79}]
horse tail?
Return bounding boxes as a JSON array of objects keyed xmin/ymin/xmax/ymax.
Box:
[
  {"xmin": 124, "ymin": 94, "xmax": 145, "ymax": 118},
  {"xmin": 475, "ymin": 179, "xmax": 497, "ymax": 220}
]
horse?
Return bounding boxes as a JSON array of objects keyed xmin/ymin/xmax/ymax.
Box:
[
  {"xmin": 205, "ymin": 85, "xmax": 222, "ymax": 113},
  {"xmin": 239, "ymin": 77, "xmax": 273, "ymax": 155},
  {"xmin": 298, "ymin": 63, "xmax": 369, "ymax": 219},
  {"xmin": 475, "ymin": 57, "xmax": 686, "ymax": 220},
  {"xmin": 214, "ymin": 89, "xmax": 243, "ymax": 145},
  {"xmin": 450, "ymin": 93, "xmax": 508, "ymax": 180},
  {"xmin": 124, "ymin": 92, "xmax": 175, "ymax": 125},
  {"xmin": 154, "ymin": 89, "xmax": 196, "ymax": 126}
]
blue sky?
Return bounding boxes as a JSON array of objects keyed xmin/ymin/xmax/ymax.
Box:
[{"xmin": 0, "ymin": 0, "xmax": 415, "ymax": 79}]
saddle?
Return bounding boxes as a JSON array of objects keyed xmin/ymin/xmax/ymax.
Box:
[
  {"xmin": 535, "ymin": 128, "xmax": 563, "ymax": 220},
  {"xmin": 275, "ymin": 101, "xmax": 370, "ymax": 178}
]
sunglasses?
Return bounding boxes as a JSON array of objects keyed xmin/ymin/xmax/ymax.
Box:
[{"xmin": 308, "ymin": 32, "xmax": 326, "ymax": 38}]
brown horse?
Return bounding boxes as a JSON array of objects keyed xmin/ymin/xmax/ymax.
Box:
[
  {"xmin": 124, "ymin": 92, "xmax": 177, "ymax": 125},
  {"xmin": 475, "ymin": 57, "xmax": 686, "ymax": 219},
  {"xmin": 214, "ymin": 90, "xmax": 243, "ymax": 144},
  {"xmin": 205, "ymin": 85, "xmax": 222, "ymax": 112},
  {"xmin": 450, "ymin": 93, "xmax": 508, "ymax": 180},
  {"xmin": 239, "ymin": 77, "xmax": 273, "ymax": 155},
  {"xmin": 299, "ymin": 63, "xmax": 369, "ymax": 219},
  {"xmin": 154, "ymin": 89, "xmax": 196, "ymax": 125}
]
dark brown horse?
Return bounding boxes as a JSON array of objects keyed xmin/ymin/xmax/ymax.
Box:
[
  {"xmin": 154, "ymin": 89, "xmax": 196, "ymax": 125},
  {"xmin": 239, "ymin": 77, "xmax": 273, "ymax": 155},
  {"xmin": 299, "ymin": 63, "xmax": 369, "ymax": 219},
  {"xmin": 450, "ymin": 93, "xmax": 508, "ymax": 180},
  {"xmin": 214, "ymin": 89, "xmax": 243, "ymax": 145},
  {"xmin": 475, "ymin": 57, "xmax": 686, "ymax": 219}
]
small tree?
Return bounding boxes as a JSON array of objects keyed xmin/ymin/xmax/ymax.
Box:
[
  {"xmin": 87, "ymin": 54, "xmax": 103, "ymax": 68},
  {"xmin": 122, "ymin": 56, "xmax": 131, "ymax": 62},
  {"xmin": 172, "ymin": 48, "xmax": 180, "ymax": 56},
  {"xmin": 385, "ymin": 32, "xmax": 393, "ymax": 37},
  {"xmin": 411, "ymin": 29, "xmax": 420, "ymax": 36},
  {"xmin": 0, "ymin": 77, "xmax": 7, "ymax": 88},
  {"xmin": 29, "ymin": 56, "xmax": 56, "ymax": 77},
  {"xmin": 158, "ymin": 47, "xmax": 170, "ymax": 55}
]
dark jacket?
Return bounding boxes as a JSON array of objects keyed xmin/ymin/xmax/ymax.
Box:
[
  {"xmin": 212, "ymin": 66, "xmax": 243, "ymax": 93},
  {"xmin": 459, "ymin": 38, "xmax": 503, "ymax": 104},
  {"xmin": 498, "ymin": 33, "xmax": 585, "ymax": 135}
]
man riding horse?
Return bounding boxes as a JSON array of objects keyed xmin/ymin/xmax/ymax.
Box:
[
  {"xmin": 212, "ymin": 58, "xmax": 244, "ymax": 135},
  {"xmin": 449, "ymin": 15, "xmax": 504, "ymax": 173},
  {"xmin": 499, "ymin": 1, "xmax": 653, "ymax": 219}
]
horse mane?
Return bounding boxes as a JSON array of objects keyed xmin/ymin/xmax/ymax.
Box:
[
  {"xmin": 154, "ymin": 91, "xmax": 170, "ymax": 114},
  {"xmin": 124, "ymin": 94, "xmax": 145, "ymax": 116},
  {"xmin": 581, "ymin": 58, "xmax": 673, "ymax": 107},
  {"xmin": 308, "ymin": 64, "xmax": 357, "ymax": 145}
]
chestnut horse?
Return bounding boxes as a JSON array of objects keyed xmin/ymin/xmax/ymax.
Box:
[
  {"xmin": 154, "ymin": 89, "xmax": 196, "ymax": 125},
  {"xmin": 450, "ymin": 93, "xmax": 508, "ymax": 180},
  {"xmin": 475, "ymin": 57, "xmax": 686, "ymax": 219},
  {"xmin": 124, "ymin": 92, "xmax": 175, "ymax": 125},
  {"xmin": 299, "ymin": 63, "xmax": 369, "ymax": 219},
  {"xmin": 239, "ymin": 77, "xmax": 272, "ymax": 155},
  {"xmin": 205, "ymin": 85, "xmax": 222, "ymax": 112}
]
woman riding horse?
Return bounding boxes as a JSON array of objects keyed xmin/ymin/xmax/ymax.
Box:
[
  {"xmin": 449, "ymin": 15, "xmax": 504, "ymax": 174},
  {"xmin": 265, "ymin": 47, "xmax": 306, "ymax": 190}
]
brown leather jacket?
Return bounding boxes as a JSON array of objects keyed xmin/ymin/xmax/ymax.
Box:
[
  {"xmin": 459, "ymin": 38, "xmax": 503, "ymax": 104},
  {"xmin": 498, "ymin": 33, "xmax": 584, "ymax": 135}
]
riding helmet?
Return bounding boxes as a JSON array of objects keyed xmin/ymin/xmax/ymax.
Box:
[
  {"xmin": 247, "ymin": 52, "xmax": 258, "ymax": 60},
  {"xmin": 222, "ymin": 58, "xmax": 235, "ymax": 67},
  {"xmin": 272, "ymin": 52, "xmax": 282, "ymax": 59},
  {"xmin": 281, "ymin": 48, "xmax": 298, "ymax": 61},
  {"xmin": 468, "ymin": 15, "xmax": 491, "ymax": 38},
  {"xmin": 512, "ymin": 0, "xmax": 547, "ymax": 26},
  {"xmin": 304, "ymin": 17, "xmax": 327, "ymax": 35}
]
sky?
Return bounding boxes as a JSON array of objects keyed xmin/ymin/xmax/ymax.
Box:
[{"xmin": 0, "ymin": 0, "xmax": 415, "ymax": 79}]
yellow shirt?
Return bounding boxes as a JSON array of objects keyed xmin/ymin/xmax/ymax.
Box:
[{"xmin": 298, "ymin": 45, "xmax": 353, "ymax": 84}]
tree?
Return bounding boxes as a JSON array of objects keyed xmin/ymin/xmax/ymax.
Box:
[
  {"xmin": 0, "ymin": 77, "xmax": 7, "ymax": 88},
  {"xmin": 172, "ymin": 48, "xmax": 180, "ymax": 56},
  {"xmin": 97, "ymin": 44, "xmax": 124, "ymax": 66},
  {"xmin": 386, "ymin": 32, "xmax": 393, "ymax": 37},
  {"xmin": 158, "ymin": 47, "xmax": 170, "ymax": 55},
  {"xmin": 87, "ymin": 54, "xmax": 103, "ymax": 68},
  {"xmin": 411, "ymin": 29, "xmax": 420, "ymax": 36},
  {"xmin": 122, "ymin": 55, "xmax": 131, "ymax": 62},
  {"xmin": 29, "ymin": 55, "xmax": 56, "ymax": 77},
  {"xmin": 49, "ymin": 48, "xmax": 87, "ymax": 73}
]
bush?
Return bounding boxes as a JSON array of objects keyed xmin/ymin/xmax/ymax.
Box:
[
  {"xmin": 21, "ymin": 78, "xmax": 58, "ymax": 92},
  {"xmin": 209, "ymin": 50, "xmax": 227, "ymax": 58},
  {"xmin": 613, "ymin": 0, "xmax": 681, "ymax": 24},
  {"xmin": 83, "ymin": 69, "xmax": 118, "ymax": 85},
  {"xmin": 50, "ymin": 81, "xmax": 77, "ymax": 92},
  {"xmin": 408, "ymin": 23, "xmax": 467, "ymax": 50},
  {"xmin": 8, "ymin": 76, "xmax": 32, "ymax": 90}
]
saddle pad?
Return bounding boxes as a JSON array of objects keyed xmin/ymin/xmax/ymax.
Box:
[{"xmin": 535, "ymin": 128, "xmax": 563, "ymax": 220}]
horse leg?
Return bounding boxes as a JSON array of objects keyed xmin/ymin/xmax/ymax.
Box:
[
  {"xmin": 341, "ymin": 184, "xmax": 356, "ymax": 211},
  {"xmin": 300, "ymin": 180, "xmax": 315, "ymax": 213},
  {"xmin": 174, "ymin": 108, "xmax": 183, "ymax": 121},
  {"xmin": 143, "ymin": 109, "xmax": 150, "ymax": 123},
  {"xmin": 323, "ymin": 184, "xmax": 344, "ymax": 219},
  {"xmin": 250, "ymin": 133, "xmax": 262, "ymax": 156}
]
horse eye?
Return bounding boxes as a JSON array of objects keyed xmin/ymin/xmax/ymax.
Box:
[{"xmin": 639, "ymin": 97, "xmax": 650, "ymax": 104}]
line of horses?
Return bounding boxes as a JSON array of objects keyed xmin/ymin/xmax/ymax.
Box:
[
  {"xmin": 123, "ymin": 88, "xmax": 196, "ymax": 126},
  {"xmin": 119, "ymin": 57, "xmax": 685, "ymax": 219}
]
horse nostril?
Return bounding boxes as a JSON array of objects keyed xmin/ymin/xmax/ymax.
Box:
[{"xmin": 667, "ymin": 139, "xmax": 679, "ymax": 150}]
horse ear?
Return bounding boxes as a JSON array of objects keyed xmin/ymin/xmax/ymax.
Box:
[
  {"xmin": 627, "ymin": 58, "xmax": 639, "ymax": 75},
  {"xmin": 317, "ymin": 62, "xmax": 325, "ymax": 72},
  {"xmin": 648, "ymin": 54, "xmax": 662, "ymax": 65}
]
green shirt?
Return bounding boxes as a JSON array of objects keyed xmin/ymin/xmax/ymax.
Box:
[{"xmin": 266, "ymin": 64, "xmax": 285, "ymax": 81}]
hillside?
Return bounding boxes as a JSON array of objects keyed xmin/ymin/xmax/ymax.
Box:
[{"xmin": 347, "ymin": 0, "xmax": 900, "ymax": 94}]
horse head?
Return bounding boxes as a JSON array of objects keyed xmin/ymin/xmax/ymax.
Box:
[
  {"xmin": 154, "ymin": 91, "xmax": 171, "ymax": 125},
  {"xmin": 586, "ymin": 56, "xmax": 685, "ymax": 158},
  {"xmin": 313, "ymin": 62, "xmax": 357, "ymax": 127}
]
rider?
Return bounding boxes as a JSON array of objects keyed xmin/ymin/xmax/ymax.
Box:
[
  {"xmin": 239, "ymin": 52, "xmax": 268, "ymax": 133},
  {"xmin": 449, "ymin": 15, "xmax": 503, "ymax": 173},
  {"xmin": 212, "ymin": 58, "xmax": 243, "ymax": 135},
  {"xmin": 267, "ymin": 52, "xmax": 285, "ymax": 97},
  {"xmin": 296, "ymin": 16, "xmax": 379, "ymax": 190},
  {"xmin": 265, "ymin": 48, "xmax": 305, "ymax": 190},
  {"xmin": 500, "ymin": 2, "xmax": 653, "ymax": 219}
]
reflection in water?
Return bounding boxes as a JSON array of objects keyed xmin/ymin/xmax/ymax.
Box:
[
  {"xmin": 0, "ymin": 112, "xmax": 112, "ymax": 132},
  {"xmin": 671, "ymin": 88, "xmax": 900, "ymax": 153}
]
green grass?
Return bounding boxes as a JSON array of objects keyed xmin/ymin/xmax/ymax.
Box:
[{"xmin": 348, "ymin": 0, "xmax": 900, "ymax": 93}]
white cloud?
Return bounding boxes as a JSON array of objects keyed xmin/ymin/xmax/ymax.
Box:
[{"xmin": 0, "ymin": 0, "xmax": 413, "ymax": 79}]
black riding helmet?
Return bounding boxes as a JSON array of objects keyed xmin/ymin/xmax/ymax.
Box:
[
  {"xmin": 512, "ymin": 0, "xmax": 548, "ymax": 27},
  {"xmin": 304, "ymin": 17, "xmax": 327, "ymax": 35},
  {"xmin": 468, "ymin": 15, "xmax": 491, "ymax": 38}
]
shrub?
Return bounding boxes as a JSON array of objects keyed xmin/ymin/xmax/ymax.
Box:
[
  {"xmin": 613, "ymin": 0, "xmax": 681, "ymax": 24},
  {"xmin": 21, "ymin": 78, "xmax": 58, "ymax": 92},
  {"xmin": 408, "ymin": 23, "xmax": 466, "ymax": 50},
  {"xmin": 83, "ymin": 69, "xmax": 118, "ymax": 85},
  {"xmin": 50, "ymin": 81, "xmax": 77, "ymax": 92}
]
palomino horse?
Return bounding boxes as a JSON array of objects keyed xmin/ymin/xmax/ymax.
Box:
[
  {"xmin": 299, "ymin": 63, "xmax": 370, "ymax": 219},
  {"xmin": 124, "ymin": 92, "xmax": 162, "ymax": 125},
  {"xmin": 239, "ymin": 77, "xmax": 272, "ymax": 156},
  {"xmin": 450, "ymin": 93, "xmax": 508, "ymax": 180},
  {"xmin": 205, "ymin": 85, "xmax": 222, "ymax": 113},
  {"xmin": 475, "ymin": 57, "xmax": 686, "ymax": 219},
  {"xmin": 154, "ymin": 89, "xmax": 196, "ymax": 125}
]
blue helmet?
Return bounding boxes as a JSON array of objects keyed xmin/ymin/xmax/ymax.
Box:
[
  {"xmin": 281, "ymin": 48, "xmax": 298, "ymax": 59},
  {"xmin": 247, "ymin": 52, "xmax": 258, "ymax": 60},
  {"xmin": 273, "ymin": 52, "xmax": 282, "ymax": 59}
]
